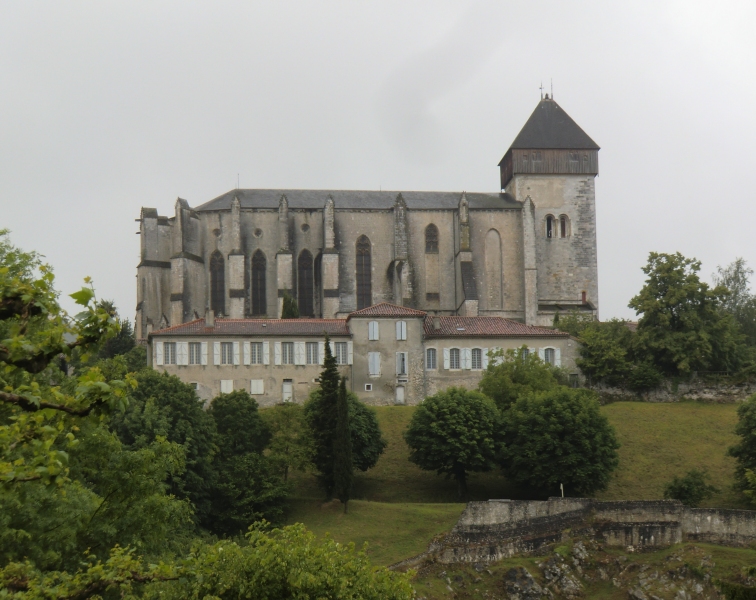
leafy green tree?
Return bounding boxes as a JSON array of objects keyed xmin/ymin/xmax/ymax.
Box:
[
  {"xmin": 333, "ymin": 376, "xmax": 353, "ymax": 512},
  {"xmin": 206, "ymin": 390, "xmax": 287, "ymax": 534},
  {"xmin": 499, "ymin": 388, "xmax": 620, "ymax": 496},
  {"xmin": 404, "ymin": 387, "xmax": 499, "ymax": 499},
  {"xmin": 98, "ymin": 315, "xmax": 136, "ymax": 359},
  {"xmin": 574, "ymin": 320, "xmax": 634, "ymax": 386},
  {"xmin": 728, "ymin": 395, "xmax": 756, "ymax": 493},
  {"xmin": 478, "ymin": 347, "xmax": 565, "ymax": 410},
  {"xmin": 109, "ymin": 370, "xmax": 217, "ymax": 524},
  {"xmin": 260, "ymin": 402, "xmax": 314, "ymax": 481},
  {"xmin": 663, "ymin": 469, "xmax": 718, "ymax": 507},
  {"xmin": 629, "ymin": 252, "xmax": 748, "ymax": 375},
  {"xmin": 714, "ymin": 257, "xmax": 756, "ymax": 347},
  {"xmin": 281, "ymin": 291, "xmax": 300, "ymax": 318}
]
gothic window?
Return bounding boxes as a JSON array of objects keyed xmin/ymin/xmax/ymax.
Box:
[
  {"xmin": 210, "ymin": 251, "xmax": 225, "ymax": 315},
  {"xmin": 251, "ymin": 250, "xmax": 267, "ymax": 316},
  {"xmin": 425, "ymin": 224, "xmax": 439, "ymax": 253},
  {"xmin": 356, "ymin": 235, "xmax": 372, "ymax": 310},
  {"xmin": 297, "ymin": 250, "xmax": 314, "ymax": 317}
]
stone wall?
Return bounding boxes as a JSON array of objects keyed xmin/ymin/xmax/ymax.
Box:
[
  {"xmin": 594, "ymin": 379, "xmax": 756, "ymax": 403},
  {"xmin": 437, "ymin": 498, "xmax": 756, "ymax": 564}
]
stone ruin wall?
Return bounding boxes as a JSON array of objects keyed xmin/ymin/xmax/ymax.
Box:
[{"xmin": 435, "ymin": 498, "xmax": 756, "ymax": 564}]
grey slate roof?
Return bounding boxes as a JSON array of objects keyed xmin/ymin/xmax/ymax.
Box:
[
  {"xmin": 506, "ymin": 98, "xmax": 599, "ymax": 151},
  {"xmin": 194, "ymin": 190, "xmax": 520, "ymax": 212}
]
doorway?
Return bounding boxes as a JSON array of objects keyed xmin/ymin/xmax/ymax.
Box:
[{"xmin": 395, "ymin": 385, "xmax": 405, "ymax": 405}]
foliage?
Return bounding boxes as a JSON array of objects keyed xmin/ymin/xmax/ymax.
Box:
[
  {"xmin": 97, "ymin": 315, "xmax": 136, "ymax": 360},
  {"xmin": 498, "ymin": 388, "xmax": 620, "ymax": 496},
  {"xmin": 109, "ymin": 370, "xmax": 217, "ymax": 525},
  {"xmin": 208, "ymin": 390, "xmax": 270, "ymax": 456},
  {"xmin": 333, "ymin": 376, "xmax": 353, "ymax": 512},
  {"xmin": 281, "ymin": 290, "xmax": 300, "ymax": 319},
  {"xmin": 663, "ymin": 469, "xmax": 719, "ymax": 507},
  {"xmin": 478, "ymin": 347, "xmax": 565, "ymax": 410},
  {"xmin": 629, "ymin": 252, "xmax": 748, "ymax": 375},
  {"xmin": 404, "ymin": 387, "xmax": 499, "ymax": 499},
  {"xmin": 728, "ymin": 395, "xmax": 756, "ymax": 495},
  {"xmin": 715, "ymin": 258, "xmax": 756, "ymax": 348},
  {"xmin": 574, "ymin": 320, "xmax": 633, "ymax": 386},
  {"xmin": 260, "ymin": 402, "xmax": 314, "ymax": 481}
]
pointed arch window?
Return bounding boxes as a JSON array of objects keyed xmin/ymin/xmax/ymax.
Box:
[
  {"xmin": 356, "ymin": 235, "xmax": 372, "ymax": 310},
  {"xmin": 210, "ymin": 251, "xmax": 225, "ymax": 315},
  {"xmin": 251, "ymin": 250, "xmax": 267, "ymax": 316},
  {"xmin": 298, "ymin": 250, "xmax": 314, "ymax": 317},
  {"xmin": 425, "ymin": 224, "xmax": 439, "ymax": 253}
]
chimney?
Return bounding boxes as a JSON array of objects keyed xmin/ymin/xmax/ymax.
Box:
[
  {"xmin": 433, "ymin": 316, "xmax": 441, "ymax": 330},
  {"xmin": 206, "ymin": 308, "xmax": 215, "ymax": 328}
]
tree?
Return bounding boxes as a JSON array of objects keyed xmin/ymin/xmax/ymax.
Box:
[
  {"xmin": 714, "ymin": 258, "xmax": 756, "ymax": 347},
  {"xmin": 206, "ymin": 391, "xmax": 287, "ymax": 535},
  {"xmin": 478, "ymin": 347, "xmax": 565, "ymax": 410},
  {"xmin": 98, "ymin": 315, "xmax": 136, "ymax": 359},
  {"xmin": 498, "ymin": 388, "xmax": 620, "ymax": 496},
  {"xmin": 281, "ymin": 291, "xmax": 300, "ymax": 318},
  {"xmin": 728, "ymin": 394, "xmax": 756, "ymax": 493},
  {"xmin": 109, "ymin": 370, "xmax": 217, "ymax": 525},
  {"xmin": 663, "ymin": 469, "xmax": 718, "ymax": 507},
  {"xmin": 404, "ymin": 387, "xmax": 499, "ymax": 499},
  {"xmin": 333, "ymin": 377, "xmax": 353, "ymax": 512},
  {"xmin": 629, "ymin": 252, "xmax": 748, "ymax": 375},
  {"xmin": 574, "ymin": 320, "xmax": 634, "ymax": 387},
  {"xmin": 260, "ymin": 402, "xmax": 314, "ymax": 482}
]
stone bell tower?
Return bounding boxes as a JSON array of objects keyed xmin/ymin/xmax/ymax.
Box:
[{"xmin": 499, "ymin": 95, "xmax": 600, "ymax": 326}]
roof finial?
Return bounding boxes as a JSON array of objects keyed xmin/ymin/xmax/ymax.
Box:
[{"xmin": 539, "ymin": 82, "xmax": 544, "ymax": 100}]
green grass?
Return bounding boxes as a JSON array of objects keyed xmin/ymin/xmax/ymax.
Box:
[{"xmin": 282, "ymin": 401, "xmax": 750, "ymax": 566}]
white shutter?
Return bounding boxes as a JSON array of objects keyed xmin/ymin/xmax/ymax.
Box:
[
  {"xmin": 263, "ymin": 341, "xmax": 270, "ymax": 365},
  {"xmin": 220, "ymin": 379, "xmax": 233, "ymax": 394},
  {"xmin": 538, "ymin": 348, "xmax": 545, "ymax": 361},
  {"xmin": 402, "ymin": 321, "xmax": 407, "ymax": 340},
  {"xmin": 318, "ymin": 341, "xmax": 325, "ymax": 365},
  {"xmin": 482, "ymin": 348, "xmax": 489, "ymax": 370},
  {"xmin": 347, "ymin": 341, "xmax": 353, "ymax": 365},
  {"xmin": 329, "ymin": 341, "xmax": 336, "ymax": 358},
  {"xmin": 213, "ymin": 342, "xmax": 221, "ymax": 365},
  {"xmin": 368, "ymin": 352, "xmax": 381, "ymax": 376},
  {"xmin": 294, "ymin": 341, "xmax": 306, "ymax": 365},
  {"xmin": 176, "ymin": 342, "xmax": 188, "ymax": 365},
  {"xmin": 396, "ymin": 352, "xmax": 402, "ymax": 375},
  {"xmin": 443, "ymin": 347, "xmax": 450, "ymax": 369},
  {"xmin": 274, "ymin": 342, "xmax": 282, "ymax": 365},
  {"xmin": 233, "ymin": 342, "xmax": 240, "ymax": 365},
  {"xmin": 243, "ymin": 342, "xmax": 251, "ymax": 365},
  {"xmin": 462, "ymin": 348, "xmax": 472, "ymax": 370},
  {"xmin": 555, "ymin": 348, "xmax": 562, "ymax": 367},
  {"xmin": 155, "ymin": 342, "xmax": 164, "ymax": 366},
  {"xmin": 395, "ymin": 321, "xmax": 407, "ymax": 340},
  {"xmin": 250, "ymin": 379, "xmax": 264, "ymax": 394},
  {"xmin": 200, "ymin": 342, "xmax": 208, "ymax": 365}
]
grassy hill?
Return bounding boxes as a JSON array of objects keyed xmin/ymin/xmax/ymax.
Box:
[{"xmin": 282, "ymin": 401, "xmax": 746, "ymax": 566}]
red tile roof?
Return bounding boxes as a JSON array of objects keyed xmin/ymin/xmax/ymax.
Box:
[
  {"xmin": 347, "ymin": 302, "xmax": 427, "ymax": 319},
  {"xmin": 423, "ymin": 316, "xmax": 569, "ymax": 338},
  {"xmin": 151, "ymin": 318, "xmax": 351, "ymax": 337}
]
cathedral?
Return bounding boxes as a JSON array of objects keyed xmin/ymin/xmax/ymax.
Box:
[{"xmin": 135, "ymin": 96, "xmax": 600, "ymax": 341}]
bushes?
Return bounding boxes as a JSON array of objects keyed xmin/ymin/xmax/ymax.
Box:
[{"xmin": 663, "ymin": 469, "xmax": 718, "ymax": 506}]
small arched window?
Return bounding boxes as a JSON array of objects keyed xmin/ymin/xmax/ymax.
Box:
[
  {"xmin": 559, "ymin": 215, "xmax": 569, "ymax": 238},
  {"xmin": 210, "ymin": 251, "xmax": 225, "ymax": 315},
  {"xmin": 251, "ymin": 250, "xmax": 266, "ymax": 316},
  {"xmin": 546, "ymin": 215, "xmax": 555, "ymax": 239},
  {"xmin": 425, "ymin": 224, "xmax": 439, "ymax": 253},
  {"xmin": 297, "ymin": 250, "xmax": 314, "ymax": 317},
  {"xmin": 356, "ymin": 235, "xmax": 372, "ymax": 310}
]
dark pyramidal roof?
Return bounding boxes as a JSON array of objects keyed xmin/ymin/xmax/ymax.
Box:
[{"xmin": 507, "ymin": 97, "xmax": 599, "ymax": 151}]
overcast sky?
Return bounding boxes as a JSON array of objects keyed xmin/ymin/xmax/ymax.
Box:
[{"xmin": 2, "ymin": 1, "xmax": 755, "ymax": 322}]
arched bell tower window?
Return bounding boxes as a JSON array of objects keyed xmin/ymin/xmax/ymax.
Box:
[
  {"xmin": 356, "ymin": 235, "xmax": 372, "ymax": 310},
  {"xmin": 297, "ymin": 250, "xmax": 314, "ymax": 317},
  {"xmin": 425, "ymin": 224, "xmax": 439, "ymax": 253},
  {"xmin": 210, "ymin": 251, "xmax": 225, "ymax": 316},
  {"xmin": 546, "ymin": 215, "xmax": 555, "ymax": 239},
  {"xmin": 559, "ymin": 215, "xmax": 570, "ymax": 238},
  {"xmin": 251, "ymin": 250, "xmax": 267, "ymax": 316}
]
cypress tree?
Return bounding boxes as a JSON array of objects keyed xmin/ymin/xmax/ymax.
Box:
[
  {"xmin": 281, "ymin": 291, "xmax": 300, "ymax": 319},
  {"xmin": 304, "ymin": 333, "xmax": 340, "ymax": 498},
  {"xmin": 333, "ymin": 376, "xmax": 353, "ymax": 513}
]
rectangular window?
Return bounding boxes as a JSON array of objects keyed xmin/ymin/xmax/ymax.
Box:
[
  {"xmin": 426, "ymin": 348, "xmax": 437, "ymax": 370},
  {"xmin": 521, "ymin": 347, "xmax": 530, "ymax": 359},
  {"xmin": 250, "ymin": 379, "xmax": 264, "ymax": 395},
  {"xmin": 368, "ymin": 352, "xmax": 381, "ymax": 376},
  {"xmin": 282, "ymin": 379, "xmax": 293, "ymax": 402},
  {"xmin": 396, "ymin": 352, "xmax": 407, "ymax": 376},
  {"xmin": 471, "ymin": 348, "xmax": 482, "ymax": 370},
  {"xmin": 221, "ymin": 342, "xmax": 234, "ymax": 365},
  {"xmin": 306, "ymin": 342, "xmax": 319, "ymax": 365},
  {"xmin": 544, "ymin": 348, "xmax": 555, "ymax": 365},
  {"xmin": 449, "ymin": 348, "xmax": 460, "ymax": 370},
  {"xmin": 164, "ymin": 342, "xmax": 177, "ymax": 365},
  {"xmin": 365, "ymin": 384, "xmax": 373, "ymax": 391},
  {"xmin": 368, "ymin": 321, "xmax": 379, "ymax": 341},
  {"xmin": 220, "ymin": 379, "xmax": 233, "ymax": 394},
  {"xmin": 569, "ymin": 373, "xmax": 579, "ymax": 388},
  {"xmin": 282, "ymin": 342, "xmax": 295, "ymax": 365},
  {"xmin": 396, "ymin": 321, "xmax": 407, "ymax": 341},
  {"xmin": 334, "ymin": 342, "xmax": 348, "ymax": 365},
  {"xmin": 251, "ymin": 342, "xmax": 263, "ymax": 364},
  {"xmin": 189, "ymin": 342, "xmax": 201, "ymax": 365}
]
